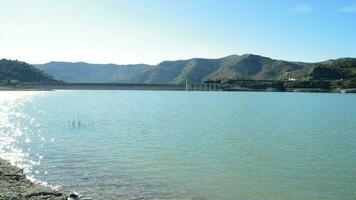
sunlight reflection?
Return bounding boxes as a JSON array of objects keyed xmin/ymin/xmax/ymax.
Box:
[{"xmin": 0, "ymin": 91, "xmax": 43, "ymax": 174}]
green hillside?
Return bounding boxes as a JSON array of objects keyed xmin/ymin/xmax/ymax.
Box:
[
  {"xmin": 311, "ymin": 58, "xmax": 356, "ymax": 80},
  {"xmin": 204, "ymin": 54, "xmax": 310, "ymax": 82},
  {"xmin": 132, "ymin": 54, "xmax": 312, "ymax": 84},
  {"xmin": 0, "ymin": 59, "xmax": 58, "ymax": 84},
  {"xmin": 34, "ymin": 55, "xmax": 356, "ymax": 84}
]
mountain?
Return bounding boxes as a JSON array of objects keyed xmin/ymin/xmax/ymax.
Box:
[
  {"xmin": 128, "ymin": 58, "xmax": 221, "ymax": 84},
  {"xmin": 204, "ymin": 54, "xmax": 311, "ymax": 82},
  {"xmin": 35, "ymin": 62, "xmax": 152, "ymax": 83},
  {"xmin": 34, "ymin": 55, "xmax": 356, "ymax": 84},
  {"xmin": 310, "ymin": 58, "xmax": 356, "ymax": 80},
  {"xmin": 0, "ymin": 59, "xmax": 58, "ymax": 84}
]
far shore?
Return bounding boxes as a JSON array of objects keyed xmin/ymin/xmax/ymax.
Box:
[{"xmin": 1, "ymin": 83, "xmax": 356, "ymax": 93}]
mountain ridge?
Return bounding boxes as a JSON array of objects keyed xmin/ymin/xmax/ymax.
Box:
[{"xmin": 35, "ymin": 54, "xmax": 356, "ymax": 84}]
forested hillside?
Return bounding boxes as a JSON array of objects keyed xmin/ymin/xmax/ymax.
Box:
[{"xmin": 0, "ymin": 59, "xmax": 58, "ymax": 84}]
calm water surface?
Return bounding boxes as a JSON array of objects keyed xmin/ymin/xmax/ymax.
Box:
[{"xmin": 0, "ymin": 90, "xmax": 355, "ymax": 200}]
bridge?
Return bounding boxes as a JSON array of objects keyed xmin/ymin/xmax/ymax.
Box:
[{"xmin": 186, "ymin": 82, "xmax": 225, "ymax": 91}]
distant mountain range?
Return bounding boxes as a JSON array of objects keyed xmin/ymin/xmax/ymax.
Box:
[
  {"xmin": 35, "ymin": 54, "xmax": 355, "ymax": 84},
  {"xmin": 0, "ymin": 59, "xmax": 58, "ymax": 84},
  {"xmin": 0, "ymin": 54, "xmax": 352, "ymax": 85},
  {"xmin": 35, "ymin": 62, "xmax": 152, "ymax": 83}
]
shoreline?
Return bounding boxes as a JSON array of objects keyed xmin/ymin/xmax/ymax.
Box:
[
  {"xmin": 0, "ymin": 158, "xmax": 71, "ymax": 200},
  {"xmin": 0, "ymin": 82, "xmax": 355, "ymax": 93},
  {"xmin": 1, "ymin": 86, "xmax": 356, "ymax": 93}
]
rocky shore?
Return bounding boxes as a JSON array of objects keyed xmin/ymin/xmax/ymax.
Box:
[{"xmin": 0, "ymin": 158, "xmax": 68, "ymax": 200}]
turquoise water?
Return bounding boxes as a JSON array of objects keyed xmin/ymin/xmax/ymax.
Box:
[{"xmin": 0, "ymin": 90, "xmax": 356, "ymax": 200}]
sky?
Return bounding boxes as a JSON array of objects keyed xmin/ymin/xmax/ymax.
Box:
[{"xmin": 0, "ymin": 0, "xmax": 356, "ymax": 65}]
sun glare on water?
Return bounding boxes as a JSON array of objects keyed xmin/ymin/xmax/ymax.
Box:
[{"xmin": 0, "ymin": 91, "xmax": 44, "ymax": 177}]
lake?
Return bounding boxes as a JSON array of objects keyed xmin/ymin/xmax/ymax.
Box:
[{"xmin": 0, "ymin": 90, "xmax": 355, "ymax": 200}]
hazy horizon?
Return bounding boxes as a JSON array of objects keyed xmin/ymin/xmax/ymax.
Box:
[{"xmin": 1, "ymin": 0, "xmax": 356, "ymax": 65}]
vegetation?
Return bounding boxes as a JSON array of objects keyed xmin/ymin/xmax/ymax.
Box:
[
  {"xmin": 0, "ymin": 59, "xmax": 58, "ymax": 85},
  {"xmin": 311, "ymin": 58, "xmax": 356, "ymax": 80},
  {"xmin": 67, "ymin": 114, "xmax": 84, "ymax": 128},
  {"xmin": 35, "ymin": 54, "xmax": 356, "ymax": 85},
  {"xmin": 202, "ymin": 57, "xmax": 356, "ymax": 91},
  {"xmin": 35, "ymin": 54, "xmax": 312, "ymax": 84},
  {"xmin": 2, "ymin": 55, "xmax": 355, "ymax": 92},
  {"xmin": 285, "ymin": 80, "xmax": 331, "ymax": 89}
]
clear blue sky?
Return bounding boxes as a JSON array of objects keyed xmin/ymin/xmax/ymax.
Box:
[{"xmin": 0, "ymin": 0, "xmax": 355, "ymax": 64}]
